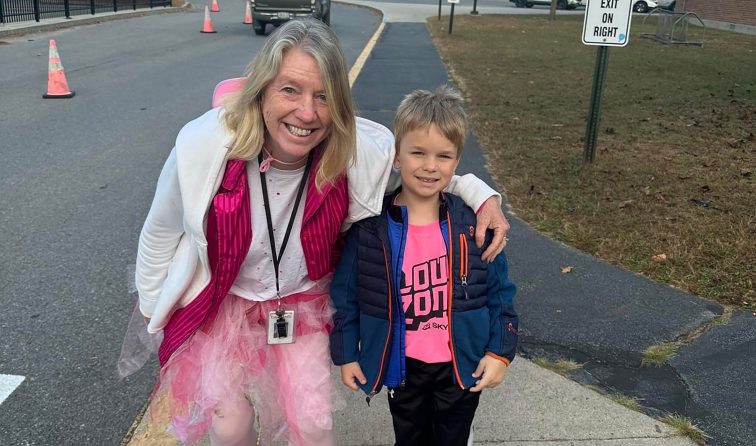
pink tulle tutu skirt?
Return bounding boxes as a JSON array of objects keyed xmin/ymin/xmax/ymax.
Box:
[{"xmin": 151, "ymin": 290, "xmax": 342, "ymax": 445}]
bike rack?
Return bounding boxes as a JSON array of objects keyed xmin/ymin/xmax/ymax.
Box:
[{"xmin": 640, "ymin": 9, "xmax": 705, "ymax": 47}]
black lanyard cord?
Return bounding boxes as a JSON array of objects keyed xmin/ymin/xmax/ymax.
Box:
[{"xmin": 258, "ymin": 150, "xmax": 314, "ymax": 300}]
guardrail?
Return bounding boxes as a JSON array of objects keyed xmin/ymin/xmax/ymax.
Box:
[{"xmin": 0, "ymin": 0, "xmax": 170, "ymax": 24}]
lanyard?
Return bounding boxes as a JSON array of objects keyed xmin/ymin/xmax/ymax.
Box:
[{"xmin": 258, "ymin": 150, "xmax": 313, "ymax": 305}]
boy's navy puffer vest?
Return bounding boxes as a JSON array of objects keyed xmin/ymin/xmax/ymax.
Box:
[{"xmin": 329, "ymin": 191, "xmax": 518, "ymax": 397}]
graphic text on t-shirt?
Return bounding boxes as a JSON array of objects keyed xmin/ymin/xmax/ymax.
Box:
[{"xmin": 400, "ymin": 255, "xmax": 448, "ymax": 331}]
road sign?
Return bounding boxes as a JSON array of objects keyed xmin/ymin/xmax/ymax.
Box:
[
  {"xmin": 448, "ymin": 0, "xmax": 459, "ymax": 3},
  {"xmin": 582, "ymin": 0, "xmax": 633, "ymax": 46}
]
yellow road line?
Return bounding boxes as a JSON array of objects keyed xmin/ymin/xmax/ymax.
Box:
[{"xmin": 349, "ymin": 21, "xmax": 386, "ymax": 88}]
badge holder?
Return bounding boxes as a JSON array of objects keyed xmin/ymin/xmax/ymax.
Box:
[
  {"xmin": 267, "ymin": 306, "xmax": 295, "ymax": 344},
  {"xmin": 259, "ymin": 151, "xmax": 311, "ymax": 347}
]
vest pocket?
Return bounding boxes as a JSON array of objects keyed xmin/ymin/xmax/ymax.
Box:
[{"xmin": 359, "ymin": 313, "xmax": 391, "ymax": 389}]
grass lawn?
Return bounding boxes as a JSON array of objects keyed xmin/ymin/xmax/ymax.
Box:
[{"xmin": 428, "ymin": 15, "xmax": 755, "ymax": 311}]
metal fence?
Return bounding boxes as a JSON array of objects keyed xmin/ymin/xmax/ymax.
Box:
[{"xmin": 1, "ymin": 0, "xmax": 171, "ymax": 24}]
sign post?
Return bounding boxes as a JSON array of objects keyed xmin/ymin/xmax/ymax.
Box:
[
  {"xmin": 581, "ymin": 0, "xmax": 633, "ymax": 163},
  {"xmin": 448, "ymin": 0, "xmax": 459, "ymax": 34},
  {"xmin": 584, "ymin": 46, "xmax": 609, "ymax": 163}
]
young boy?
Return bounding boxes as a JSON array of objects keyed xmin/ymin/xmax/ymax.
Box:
[{"xmin": 329, "ymin": 86, "xmax": 518, "ymax": 446}]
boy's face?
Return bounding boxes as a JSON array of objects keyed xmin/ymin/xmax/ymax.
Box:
[{"xmin": 394, "ymin": 124, "xmax": 460, "ymax": 202}]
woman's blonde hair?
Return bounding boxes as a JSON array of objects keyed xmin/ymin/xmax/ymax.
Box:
[
  {"xmin": 223, "ymin": 19, "xmax": 356, "ymax": 189},
  {"xmin": 394, "ymin": 85, "xmax": 468, "ymax": 159}
]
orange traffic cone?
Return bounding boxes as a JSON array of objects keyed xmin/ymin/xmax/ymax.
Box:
[
  {"xmin": 42, "ymin": 39, "xmax": 75, "ymax": 99},
  {"xmin": 200, "ymin": 5, "xmax": 217, "ymax": 33},
  {"xmin": 211, "ymin": 0, "xmax": 219, "ymax": 12},
  {"xmin": 243, "ymin": 1, "xmax": 252, "ymax": 24}
]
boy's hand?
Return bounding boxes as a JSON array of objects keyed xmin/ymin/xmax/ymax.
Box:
[
  {"xmin": 476, "ymin": 196, "xmax": 510, "ymax": 263},
  {"xmin": 340, "ymin": 362, "xmax": 367, "ymax": 391},
  {"xmin": 469, "ymin": 355, "xmax": 508, "ymax": 392}
]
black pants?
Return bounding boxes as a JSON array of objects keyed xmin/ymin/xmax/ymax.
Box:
[{"xmin": 388, "ymin": 357, "xmax": 481, "ymax": 446}]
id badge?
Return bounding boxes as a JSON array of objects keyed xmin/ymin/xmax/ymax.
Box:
[{"xmin": 267, "ymin": 310, "xmax": 295, "ymax": 344}]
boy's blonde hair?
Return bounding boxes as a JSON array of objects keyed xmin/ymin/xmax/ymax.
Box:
[
  {"xmin": 394, "ymin": 85, "xmax": 468, "ymax": 158},
  {"xmin": 223, "ymin": 19, "xmax": 355, "ymax": 190}
]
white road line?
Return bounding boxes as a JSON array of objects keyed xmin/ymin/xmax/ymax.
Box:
[{"xmin": 0, "ymin": 374, "xmax": 25, "ymax": 404}]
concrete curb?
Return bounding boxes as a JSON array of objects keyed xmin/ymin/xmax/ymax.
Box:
[{"xmin": 334, "ymin": 0, "xmax": 383, "ymax": 21}]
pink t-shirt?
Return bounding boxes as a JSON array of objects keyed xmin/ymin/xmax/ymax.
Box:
[{"xmin": 400, "ymin": 222, "xmax": 452, "ymax": 363}]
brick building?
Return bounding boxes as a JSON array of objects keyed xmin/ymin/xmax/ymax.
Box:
[{"xmin": 675, "ymin": 0, "xmax": 756, "ymax": 27}]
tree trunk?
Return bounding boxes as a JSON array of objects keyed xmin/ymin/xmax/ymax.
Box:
[{"xmin": 549, "ymin": 0, "xmax": 557, "ymax": 20}]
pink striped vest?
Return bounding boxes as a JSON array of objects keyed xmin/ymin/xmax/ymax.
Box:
[{"xmin": 158, "ymin": 151, "xmax": 349, "ymax": 365}]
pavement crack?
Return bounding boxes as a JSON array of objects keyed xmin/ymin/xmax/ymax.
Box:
[{"xmin": 675, "ymin": 306, "xmax": 734, "ymax": 345}]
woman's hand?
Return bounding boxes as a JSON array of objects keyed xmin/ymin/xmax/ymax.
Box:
[
  {"xmin": 340, "ymin": 362, "xmax": 367, "ymax": 391},
  {"xmin": 469, "ymin": 355, "xmax": 508, "ymax": 392},
  {"xmin": 476, "ymin": 196, "xmax": 510, "ymax": 262}
]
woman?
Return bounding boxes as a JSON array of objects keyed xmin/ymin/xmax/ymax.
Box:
[{"xmin": 132, "ymin": 18, "xmax": 508, "ymax": 446}]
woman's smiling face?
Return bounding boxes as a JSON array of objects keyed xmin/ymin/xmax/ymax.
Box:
[{"xmin": 261, "ymin": 47, "xmax": 333, "ymax": 167}]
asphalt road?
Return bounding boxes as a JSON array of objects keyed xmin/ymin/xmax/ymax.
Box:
[{"xmin": 0, "ymin": 5, "xmax": 379, "ymax": 445}]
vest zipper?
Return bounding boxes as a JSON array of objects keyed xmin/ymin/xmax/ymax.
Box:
[
  {"xmin": 445, "ymin": 211, "xmax": 465, "ymax": 389},
  {"xmin": 396, "ymin": 220, "xmax": 407, "ymax": 387},
  {"xmin": 367, "ymin": 244, "xmax": 394, "ymax": 405},
  {"xmin": 459, "ymin": 233, "xmax": 469, "ymax": 300}
]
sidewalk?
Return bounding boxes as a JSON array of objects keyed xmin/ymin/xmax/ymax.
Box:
[{"xmin": 126, "ymin": 359, "xmax": 696, "ymax": 445}]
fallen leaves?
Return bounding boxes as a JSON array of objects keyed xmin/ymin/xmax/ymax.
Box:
[{"xmin": 651, "ymin": 254, "xmax": 668, "ymax": 263}]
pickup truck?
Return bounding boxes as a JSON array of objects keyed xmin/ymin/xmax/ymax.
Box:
[{"xmin": 250, "ymin": 0, "xmax": 331, "ymax": 35}]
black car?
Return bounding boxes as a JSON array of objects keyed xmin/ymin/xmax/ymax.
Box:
[{"xmin": 250, "ymin": 0, "xmax": 331, "ymax": 35}]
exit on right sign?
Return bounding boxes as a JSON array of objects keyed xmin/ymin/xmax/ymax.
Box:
[{"xmin": 582, "ymin": 0, "xmax": 634, "ymax": 46}]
